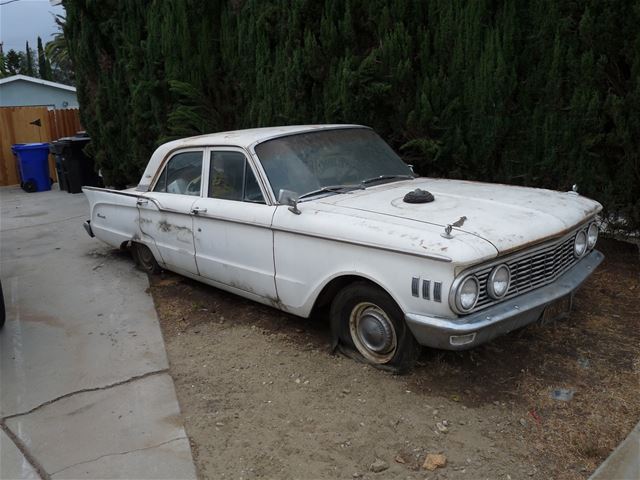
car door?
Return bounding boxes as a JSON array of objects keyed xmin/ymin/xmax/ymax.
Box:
[
  {"xmin": 191, "ymin": 147, "xmax": 277, "ymax": 300},
  {"xmin": 137, "ymin": 149, "xmax": 203, "ymax": 275}
]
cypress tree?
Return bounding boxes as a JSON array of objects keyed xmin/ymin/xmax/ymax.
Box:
[
  {"xmin": 62, "ymin": 0, "xmax": 640, "ymax": 233},
  {"xmin": 37, "ymin": 36, "xmax": 52, "ymax": 80},
  {"xmin": 24, "ymin": 41, "xmax": 34, "ymax": 77}
]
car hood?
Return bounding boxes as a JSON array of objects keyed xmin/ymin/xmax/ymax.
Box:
[{"xmin": 317, "ymin": 178, "xmax": 601, "ymax": 254}]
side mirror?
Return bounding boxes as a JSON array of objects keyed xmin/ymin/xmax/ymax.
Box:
[{"xmin": 278, "ymin": 189, "xmax": 301, "ymax": 215}]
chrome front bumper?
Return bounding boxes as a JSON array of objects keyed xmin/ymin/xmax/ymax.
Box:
[{"xmin": 405, "ymin": 250, "xmax": 604, "ymax": 350}]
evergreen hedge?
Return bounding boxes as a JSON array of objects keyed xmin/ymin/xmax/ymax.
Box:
[{"xmin": 64, "ymin": 0, "xmax": 640, "ymax": 233}]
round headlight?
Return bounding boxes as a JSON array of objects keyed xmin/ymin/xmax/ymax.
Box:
[
  {"xmin": 456, "ymin": 276, "xmax": 479, "ymax": 312},
  {"xmin": 587, "ymin": 223, "xmax": 598, "ymax": 249},
  {"xmin": 487, "ymin": 264, "xmax": 511, "ymax": 299},
  {"xmin": 574, "ymin": 230, "xmax": 587, "ymax": 257}
]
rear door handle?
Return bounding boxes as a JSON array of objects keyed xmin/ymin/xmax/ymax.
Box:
[{"xmin": 191, "ymin": 207, "xmax": 207, "ymax": 215}]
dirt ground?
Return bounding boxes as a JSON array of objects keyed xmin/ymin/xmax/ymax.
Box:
[{"xmin": 149, "ymin": 238, "xmax": 639, "ymax": 480}]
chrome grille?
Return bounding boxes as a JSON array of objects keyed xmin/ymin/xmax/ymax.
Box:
[{"xmin": 465, "ymin": 229, "xmax": 584, "ymax": 313}]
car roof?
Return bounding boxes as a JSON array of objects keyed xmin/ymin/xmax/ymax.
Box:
[
  {"xmin": 138, "ymin": 124, "xmax": 367, "ymax": 191},
  {"xmin": 165, "ymin": 124, "xmax": 365, "ymax": 149}
]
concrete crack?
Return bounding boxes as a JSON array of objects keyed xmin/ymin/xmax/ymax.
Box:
[
  {"xmin": 1, "ymin": 369, "xmax": 168, "ymax": 422},
  {"xmin": 1, "ymin": 421, "xmax": 51, "ymax": 480},
  {"xmin": 49, "ymin": 436, "xmax": 187, "ymax": 477}
]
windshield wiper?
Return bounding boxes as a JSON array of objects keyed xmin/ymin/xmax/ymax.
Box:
[
  {"xmin": 360, "ymin": 174, "xmax": 415, "ymax": 187},
  {"xmin": 298, "ymin": 184, "xmax": 363, "ymax": 200}
]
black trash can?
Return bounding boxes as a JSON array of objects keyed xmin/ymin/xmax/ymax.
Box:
[
  {"xmin": 49, "ymin": 139, "xmax": 71, "ymax": 192},
  {"xmin": 54, "ymin": 135, "xmax": 102, "ymax": 193}
]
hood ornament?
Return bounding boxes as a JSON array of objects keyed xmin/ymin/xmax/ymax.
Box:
[
  {"xmin": 441, "ymin": 216, "xmax": 467, "ymax": 239},
  {"xmin": 568, "ymin": 184, "xmax": 579, "ymax": 195}
]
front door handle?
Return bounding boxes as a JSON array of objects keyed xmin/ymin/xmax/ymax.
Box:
[
  {"xmin": 191, "ymin": 206, "xmax": 207, "ymax": 215},
  {"xmin": 136, "ymin": 198, "xmax": 148, "ymax": 206}
]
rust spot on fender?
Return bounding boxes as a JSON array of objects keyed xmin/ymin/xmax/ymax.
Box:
[
  {"xmin": 157, "ymin": 220, "xmax": 192, "ymax": 234},
  {"xmin": 158, "ymin": 220, "xmax": 172, "ymax": 232}
]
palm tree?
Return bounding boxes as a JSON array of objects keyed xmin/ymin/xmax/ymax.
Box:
[{"xmin": 45, "ymin": 14, "xmax": 74, "ymax": 84}]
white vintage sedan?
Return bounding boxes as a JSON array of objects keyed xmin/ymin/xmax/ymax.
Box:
[{"xmin": 83, "ymin": 125, "xmax": 603, "ymax": 371}]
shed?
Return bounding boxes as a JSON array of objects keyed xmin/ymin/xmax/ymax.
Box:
[{"xmin": 0, "ymin": 75, "xmax": 78, "ymax": 109}]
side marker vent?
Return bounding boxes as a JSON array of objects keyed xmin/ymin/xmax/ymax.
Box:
[
  {"xmin": 422, "ymin": 280, "xmax": 431, "ymax": 300},
  {"xmin": 433, "ymin": 282, "xmax": 442, "ymax": 302},
  {"xmin": 411, "ymin": 277, "xmax": 420, "ymax": 297}
]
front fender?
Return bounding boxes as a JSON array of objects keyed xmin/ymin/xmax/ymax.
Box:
[{"xmin": 273, "ymin": 230, "xmax": 456, "ymax": 318}]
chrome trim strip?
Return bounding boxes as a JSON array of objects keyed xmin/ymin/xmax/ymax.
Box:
[
  {"xmin": 82, "ymin": 187, "xmax": 454, "ymax": 260},
  {"xmin": 83, "ymin": 186, "xmax": 141, "ymax": 197},
  {"xmin": 271, "ymin": 226, "xmax": 453, "ymax": 262},
  {"xmin": 83, "ymin": 187, "xmax": 273, "ymax": 228},
  {"xmin": 190, "ymin": 212, "xmax": 273, "ymax": 229}
]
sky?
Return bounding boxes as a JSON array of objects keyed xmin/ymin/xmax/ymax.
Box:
[{"xmin": 0, "ymin": 0, "xmax": 65, "ymax": 53}]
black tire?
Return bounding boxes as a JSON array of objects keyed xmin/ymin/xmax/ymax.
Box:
[
  {"xmin": 131, "ymin": 243, "xmax": 162, "ymax": 274},
  {"xmin": 0, "ymin": 280, "xmax": 6, "ymax": 329},
  {"xmin": 330, "ymin": 281, "xmax": 420, "ymax": 373}
]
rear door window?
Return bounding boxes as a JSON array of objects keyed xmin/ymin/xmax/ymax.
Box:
[{"xmin": 153, "ymin": 151, "xmax": 203, "ymax": 196}]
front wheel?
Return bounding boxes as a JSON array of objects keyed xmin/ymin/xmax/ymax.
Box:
[
  {"xmin": 131, "ymin": 243, "xmax": 162, "ymax": 274},
  {"xmin": 330, "ymin": 281, "xmax": 420, "ymax": 373}
]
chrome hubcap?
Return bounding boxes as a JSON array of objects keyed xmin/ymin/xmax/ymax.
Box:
[
  {"xmin": 349, "ymin": 302, "xmax": 397, "ymax": 364},
  {"xmin": 358, "ymin": 311, "xmax": 394, "ymax": 353}
]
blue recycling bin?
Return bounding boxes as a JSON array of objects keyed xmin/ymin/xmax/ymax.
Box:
[{"xmin": 11, "ymin": 143, "xmax": 52, "ymax": 193}]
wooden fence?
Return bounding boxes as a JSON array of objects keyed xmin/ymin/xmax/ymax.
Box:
[{"xmin": 0, "ymin": 107, "xmax": 83, "ymax": 186}]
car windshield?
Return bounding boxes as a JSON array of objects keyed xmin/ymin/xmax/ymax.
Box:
[{"xmin": 254, "ymin": 128, "xmax": 413, "ymax": 200}]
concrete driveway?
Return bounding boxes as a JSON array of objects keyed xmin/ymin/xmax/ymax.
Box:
[{"xmin": 0, "ymin": 186, "xmax": 197, "ymax": 479}]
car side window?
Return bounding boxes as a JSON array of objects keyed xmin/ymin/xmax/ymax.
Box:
[
  {"xmin": 209, "ymin": 151, "xmax": 265, "ymax": 203},
  {"xmin": 153, "ymin": 151, "xmax": 203, "ymax": 196}
]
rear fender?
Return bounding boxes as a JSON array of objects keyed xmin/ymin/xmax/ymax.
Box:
[{"xmin": 83, "ymin": 187, "xmax": 163, "ymax": 264}]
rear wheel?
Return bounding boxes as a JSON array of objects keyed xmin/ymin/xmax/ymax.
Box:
[
  {"xmin": 131, "ymin": 243, "xmax": 162, "ymax": 274},
  {"xmin": 330, "ymin": 281, "xmax": 420, "ymax": 373}
]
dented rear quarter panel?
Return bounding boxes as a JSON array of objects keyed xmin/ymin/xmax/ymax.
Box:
[{"xmin": 83, "ymin": 187, "xmax": 142, "ymax": 248}]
